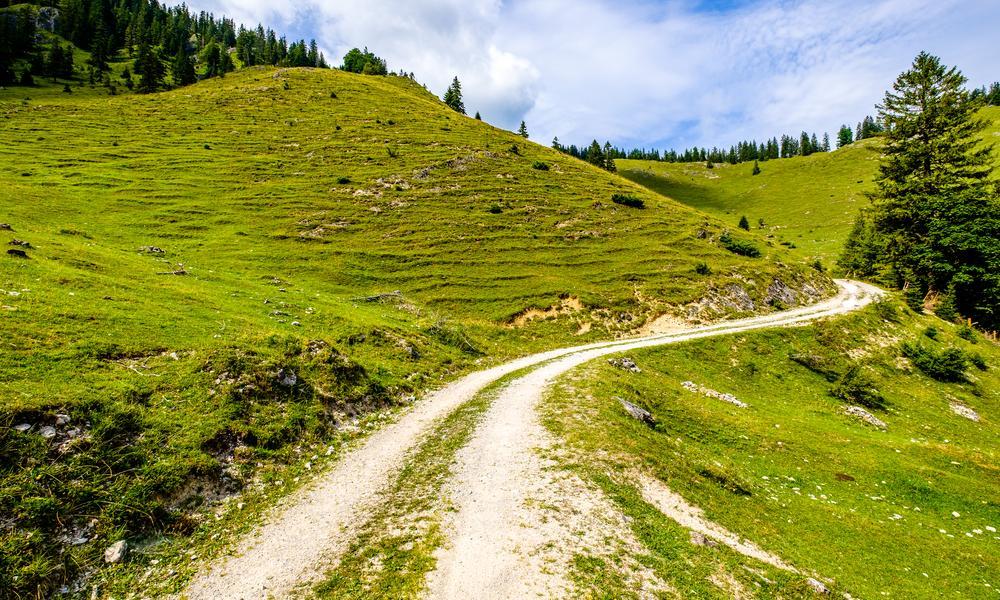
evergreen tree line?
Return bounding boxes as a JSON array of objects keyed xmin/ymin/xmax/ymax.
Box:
[
  {"xmin": 0, "ymin": 0, "xmax": 330, "ymax": 89},
  {"xmin": 550, "ymin": 138, "xmax": 617, "ymax": 172}
]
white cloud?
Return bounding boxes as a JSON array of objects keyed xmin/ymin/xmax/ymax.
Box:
[{"xmin": 185, "ymin": 0, "xmax": 999, "ymax": 150}]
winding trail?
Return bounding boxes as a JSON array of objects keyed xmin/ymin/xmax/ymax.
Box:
[{"xmin": 183, "ymin": 280, "xmax": 882, "ymax": 599}]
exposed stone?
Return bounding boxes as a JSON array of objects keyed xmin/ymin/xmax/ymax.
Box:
[
  {"xmin": 55, "ymin": 413, "xmax": 71, "ymax": 426},
  {"xmin": 608, "ymin": 357, "xmax": 641, "ymax": 373},
  {"xmin": 689, "ymin": 531, "xmax": 719, "ymax": 547},
  {"xmin": 682, "ymin": 381, "xmax": 748, "ymax": 408},
  {"xmin": 7, "ymin": 249, "xmax": 28, "ymax": 258},
  {"xmin": 843, "ymin": 406, "xmax": 887, "ymax": 430},
  {"xmin": 616, "ymin": 397, "xmax": 655, "ymax": 426},
  {"xmin": 39, "ymin": 426, "xmax": 57, "ymax": 439},
  {"xmin": 13, "ymin": 423, "xmax": 31, "ymax": 433},
  {"xmin": 138, "ymin": 245, "xmax": 165, "ymax": 254},
  {"xmin": 103, "ymin": 540, "xmax": 128, "ymax": 564},
  {"xmin": 765, "ymin": 278, "xmax": 798, "ymax": 307},
  {"xmin": 0, "ymin": 223, "xmax": 13, "ymax": 231},
  {"xmin": 8, "ymin": 239, "xmax": 32, "ymax": 248},
  {"xmin": 949, "ymin": 402, "xmax": 979, "ymax": 422},
  {"xmin": 805, "ymin": 577, "xmax": 829, "ymax": 594},
  {"xmin": 278, "ymin": 368, "xmax": 297, "ymax": 387}
]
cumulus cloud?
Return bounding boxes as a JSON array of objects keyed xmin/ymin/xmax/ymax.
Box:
[{"xmin": 185, "ymin": 0, "xmax": 998, "ymax": 150}]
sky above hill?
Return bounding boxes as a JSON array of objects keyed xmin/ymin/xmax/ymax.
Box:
[{"xmin": 188, "ymin": 0, "xmax": 998, "ymax": 152}]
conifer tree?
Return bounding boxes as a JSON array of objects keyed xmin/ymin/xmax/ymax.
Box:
[
  {"xmin": 518, "ymin": 120, "xmax": 529, "ymax": 138},
  {"xmin": 837, "ymin": 125, "xmax": 853, "ymax": 148},
  {"xmin": 603, "ymin": 141, "xmax": 616, "ymax": 172},
  {"xmin": 752, "ymin": 160, "xmax": 761, "ymax": 175},
  {"xmin": 474, "ymin": 111, "xmax": 481, "ymax": 120},
  {"xmin": 172, "ymin": 47, "xmax": 196, "ymax": 86},
  {"xmin": 135, "ymin": 42, "xmax": 164, "ymax": 93},
  {"xmin": 843, "ymin": 52, "xmax": 1000, "ymax": 328},
  {"xmin": 442, "ymin": 76, "xmax": 465, "ymax": 114}
]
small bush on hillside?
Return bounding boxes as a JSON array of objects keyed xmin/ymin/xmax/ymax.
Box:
[
  {"xmin": 811, "ymin": 259, "xmax": 825, "ymax": 272},
  {"xmin": 752, "ymin": 160, "xmax": 761, "ymax": 175},
  {"xmin": 738, "ymin": 215, "xmax": 750, "ymax": 230},
  {"xmin": 831, "ymin": 365, "xmax": 886, "ymax": 410},
  {"xmin": 924, "ymin": 326, "xmax": 939, "ymax": 340},
  {"xmin": 719, "ymin": 232, "xmax": 761, "ymax": 257},
  {"xmin": 967, "ymin": 352, "xmax": 987, "ymax": 371},
  {"xmin": 901, "ymin": 342, "xmax": 968, "ymax": 382},
  {"xmin": 904, "ymin": 286, "xmax": 925, "ymax": 313},
  {"xmin": 337, "ymin": 176, "xmax": 351, "ymax": 184},
  {"xmin": 695, "ymin": 262, "xmax": 712, "ymax": 275},
  {"xmin": 957, "ymin": 323, "xmax": 977, "ymax": 343},
  {"xmin": 789, "ymin": 352, "xmax": 840, "ymax": 382},
  {"xmin": 872, "ymin": 299, "xmax": 900, "ymax": 323},
  {"xmin": 487, "ymin": 204, "xmax": 503, "ymax": 214},
  {"xmin": 508, "ymin": 144, "xmax": 520, "ymax": 155},
  {"xmin": 611, "ymin": 193, "xmax": 645, "ymax": 209},
  {"xmin": 532, "ymin": 161, "xmax": 549, "ymax": 171}
]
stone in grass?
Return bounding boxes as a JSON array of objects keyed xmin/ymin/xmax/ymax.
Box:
[
  {"xmin": 0, "ymin": 223, "xmax": 13, "ymax": 231},
  {"xmin": 843, "ymin": 406, "xmax": 887, "ymax": 430},
  {"xmin": 104, "ymin": 540, "xmax": 128, "ymax": 564},
  {"xmin": 39, "ymin": 426, "xmax": 57, "ymax": 439},
  {"xmin": 805, "ymin": 578, "xmax": 829, "ymax": 594},
  {"xmin": 689, "ymin": 531, "xmax": 718, "ymax": 548},
  {"xmin": 7, "ymin": 248, "xmax": 28, "ymax": 258},
  {"xmin": 278, "ymin": 368, "xmax": 297, "ymax": 387},
  {"xmin": 608, "ymin": 356, "xmax": 641, "ymax": 373},
  {"xmin": 616, "ymin": 397, "xmax": 655, "ymax": 426},
  {"xmin": 949, "ymin": 402, "xmax": 979, "ymax": 422},
  {"xmin": 13, "ymin": 423, "xmax": 32, "ymax": 433}
]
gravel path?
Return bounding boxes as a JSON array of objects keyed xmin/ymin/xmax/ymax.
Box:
[{"xmin": 183, "ymin": 280, "xmax": 880, "ymax": 599}]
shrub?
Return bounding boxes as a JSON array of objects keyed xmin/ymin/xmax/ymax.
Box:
[
  {"xmin": 904, "ymin": 286, "xmax": 925, "ymax": 313},
  {"xmin": 337, "ymin": 176, "xmax": 351, "ymax": 184},
  {"xmin": 901, "ymin": 342, "xmax": 968, "ymax": 382},
  {"xmin": 830, "ymin": 365, "xmax": 886, "ymax": 409},
  {"xmin": 872, "ymin": 299, "xmax": 900, "ymax": 323},
  {"xmin": 924, "ymin": 326, "xmax": 938, "ymax": 340},
  {"xmin": 532, "ymin": 161, "xmax": 549, "ymax": 171},
  {"xmin": 967, "ymin": 352, "xmax": 987, "ymax": 371},
  {"xmin": 738, "ymin": 215, "xmax": 750, "ymax": 230},
  {"xmin": 487, "ymin": 204, "xmax": 503, "ymax": 214},
  {"xmin": 695, "ymin": 262, "xmax": 712, "ymax": 275},
  {"xmin": 811, "ymin": 259, "xmax": 825, "ymax": 272},
  {"xmin": 957, "ymin": 323, "xmax": 977, "ymax": 343},
  {"xmin": 719, "ymin": 232, "xmax": 761, "ymax": 257},
  {"xmin": 508, "ymin": 144, "xmax": 519, "ymax": 155},
  {"xmin": 610, "ymin": 193, "xmax": 645, "ymax": 209}
]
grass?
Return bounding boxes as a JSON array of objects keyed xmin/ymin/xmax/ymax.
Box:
[
  {"xmin": 618, "ymin": 105, "xmax": 1000, "ymax": 266},
  {"xmin": 543, "ymin": 299, "xmax": 1000, "ymax": 598},
  {"xmin": 0, "ymin": 65, "xmax": 830, "ymax": 596}
]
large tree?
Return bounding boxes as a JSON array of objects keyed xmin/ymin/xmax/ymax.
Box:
[{"xmin": 842, "ymin": 52, "xmax": 1000, "ymax": 328}]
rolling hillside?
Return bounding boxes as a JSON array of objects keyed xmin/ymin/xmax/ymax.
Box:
[
  {"xmin": 0, "ymin": 67, "xmax": 831, "ymax": 595},
  {"xmin": 618, "ymin": 106, "xmax": 1000, "ymax": 265}
]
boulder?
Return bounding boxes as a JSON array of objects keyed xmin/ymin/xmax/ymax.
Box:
[
  {"xmin": 7, "ymin": 249, "xmax": 28, "ymax": 258},
  {"xmin": 843, "ymin": 406, "xmax": 887, "ymax": 430},
  {"xmin": 805, "ymin": 577, "xmax": 829, "ymax": 595},
  {"xmin": 689, "ymin": 531, "xmax": 718, "ymax": 547},
  {"xmin": 617, "ymin": 397, "xmax": 655, "ymax": 425},
  {"xmin": 55, "ymin": 413, "xmax": 71, "ymax": 426},
  {"xmin": 13, "ymin": 423, "xmax": 32, "ymax": 433},
  {"xmin": 608, "ymin": 357, "xmax": 641, "ymax": 373},
  {"xmin": 278, "ymin": 368, "xmax": 297, "ymax": 387},
  {"xmin": 39, "ymin": 426, "xmax": 57, "ymax": 439},
  {"xmin": 766, "ymin": 278, "xmax": 798, "ymax": 307},
  {"xmin": 0, "ymin": 223, "xmax": 12, "ymax": 231}
]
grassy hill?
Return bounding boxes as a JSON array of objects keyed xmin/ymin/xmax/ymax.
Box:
[
  {"xmin": 546, "ymin": 297, "xmax": 1000, "ymax": 598},
  {"xmin": 618, "ymin": 106, "xmax": 1000, "ymax": 266},
  {"xmin": 0, "ymin": 66, "xmax": 830, "ymax": 595}
]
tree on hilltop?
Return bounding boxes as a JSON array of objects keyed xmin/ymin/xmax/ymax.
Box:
[
  {"xmin": 518, "ymin": 120, "xmax": 529, "ymax": 138},
  {"xmin": 443, "ymin": 76, "xmax": 465, "ymax": 114},
  {"xmin": 172, "ymin": 47, "xmax": 196, "ymax": 86},
  {"xmin": 837, "ymin": 124, "xmax": 854, "ymax": 148}
]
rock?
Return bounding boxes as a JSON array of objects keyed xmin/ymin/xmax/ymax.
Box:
[
  {"xmin": 55, "ymin": 413, "xmax": 71, "ymax": 426},
  {"xmin": 608, "ymin": 357, "xmax": 641, "ymax": 373},
  {"xmin": 0, "ymin": 223, "xmax": 12, "ymax": 230},
  {"xmin": 278, "ymin": 368, "xmax": 297, "ymax": 387},
  {"xmin": 843, "ymin": 406, "xmax": 887, "ymax": 430},
  {"xmin": 7, "ymin": 249, "xmax": 28, "ymax": 258},
  {"xmin": 8, "ymin": 239, "xmax": 32, "ymax": 248},
  {"xmin": 723, "ymin": 284, "xmax": 755, "ymax": 311},
  {"xmin": 290, "ymin": 321, "xmax": 301, "ymax": 327},
  {"xmin": 139, "ymin": 246, "xmax": 165, "ymax": 254},
  {"xmin": 689, "ymin": 531, "xmax": 718, "ymax": 547},
  {"xmin": 39, "ymin": 426, "xmax": 57, "ymax": 439},
  {"xmin": 617, "ymin": 397, "xmax": 655, "ymax": 425},
  {"xmin": 805, "ymin": 577, "xmax": 829, "ymax": 594},
  {"xmin": 765, "ymin": 278, "xmax": 798, "ymax": 307},
  {"xmin": 949, "ymin": 402, "xmax": 979, "ymax": 422},
  {"xmin": 103, "ymin": 540, "xmax": 128, "ymax": 563},
  {"xmin": 682, "ymin": 381, "xmax": 748, "ymax": 408},
  {"xmin": 13, "ymin": 423, "xmax": 32, "ymax": 432}
]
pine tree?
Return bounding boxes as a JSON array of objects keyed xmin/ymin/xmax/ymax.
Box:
[
  {"xmin": 442, "ymin": 76, "xmax": 465, "ymax": 114},
  {"xmin": 517, "ymin": 120, "xmax": 529, "ymax": 138},
  {"xmin": 551, "ymin": 136, "xmax": 561, "ymax": 151},
  {"xmin": 603, "ymin": 141, "xmax": 616, "ymax": 172},
  {"xmin": 822, "ymin": 133, "xmax": 831, "ymax": 152},
  {"xmin": 474, "ymin": 111, "xmax": 481, "ymax": 120},
  {"xmin": 837, "ymin": 125, "xmax": 853, "ymax": 148},
  {"xmin": 738, "ymin": 215, "xmax": 750, "ymax": 230},
  {"xmin": 135, "ymin": 42, "xmax": 164, "ymax": 93},
  {"xmin": 752, "ymin": 160, "xmax": 761, "ymax": 175},
  {"xmin": 172, "ymin": 47, "xmax": 196, "ymax": 86},
  {"xmin": 855, "ymin": 52, "xmax": 1000, "ymax": 328}
]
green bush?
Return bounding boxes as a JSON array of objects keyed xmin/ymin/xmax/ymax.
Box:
[
  {"xmin": 924, "ymin": 326, "xmax": 938, "ymax": 340},
  {"xmin": 695, "ymin": 262, "xmax": 712, "ymax": 275},
  {"xmin": 719, "ymin": 232, "xmax": 761, "ymax": 258},
  {"xmin": 531, "ymin": 161, "xmax": 549, "ymax": 171},
  {"xmin": 487, "ymin": 204, "xmax": 503, "ymax": 214},
  {"xmin": 871, "ymin": 299, "xmax": 900, "ymax": 323},
  {"xmin": 830, "ymin": 365, "xmax": 886, "ymax": 409},
  {"xmin": 610, "ymin": 193, "xmax": 645, "ymax": 209},
  {"xmin": 901, "ymin": 342, "xmax": 968, "ymax": 382},
  {"xmin": 957, "ymin": 323, "xmax": 977, "ymax": 343},
  {"xmin": 967, "ymin": 352, "xmax": 987, "ymax": 371}
]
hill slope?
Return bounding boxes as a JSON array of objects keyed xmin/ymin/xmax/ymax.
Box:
[
  {"xmin": 618, "ymin": 106, "xmax": 1000, "ymax": 265},
  {"xmin": 0, "ymin": 67, "xmax": 830, "ymax": 595}
]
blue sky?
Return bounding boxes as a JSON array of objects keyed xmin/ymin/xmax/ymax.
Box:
[{"xmin": 188, "ymin": 0, "xmax": 999, "ymax": 152}]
